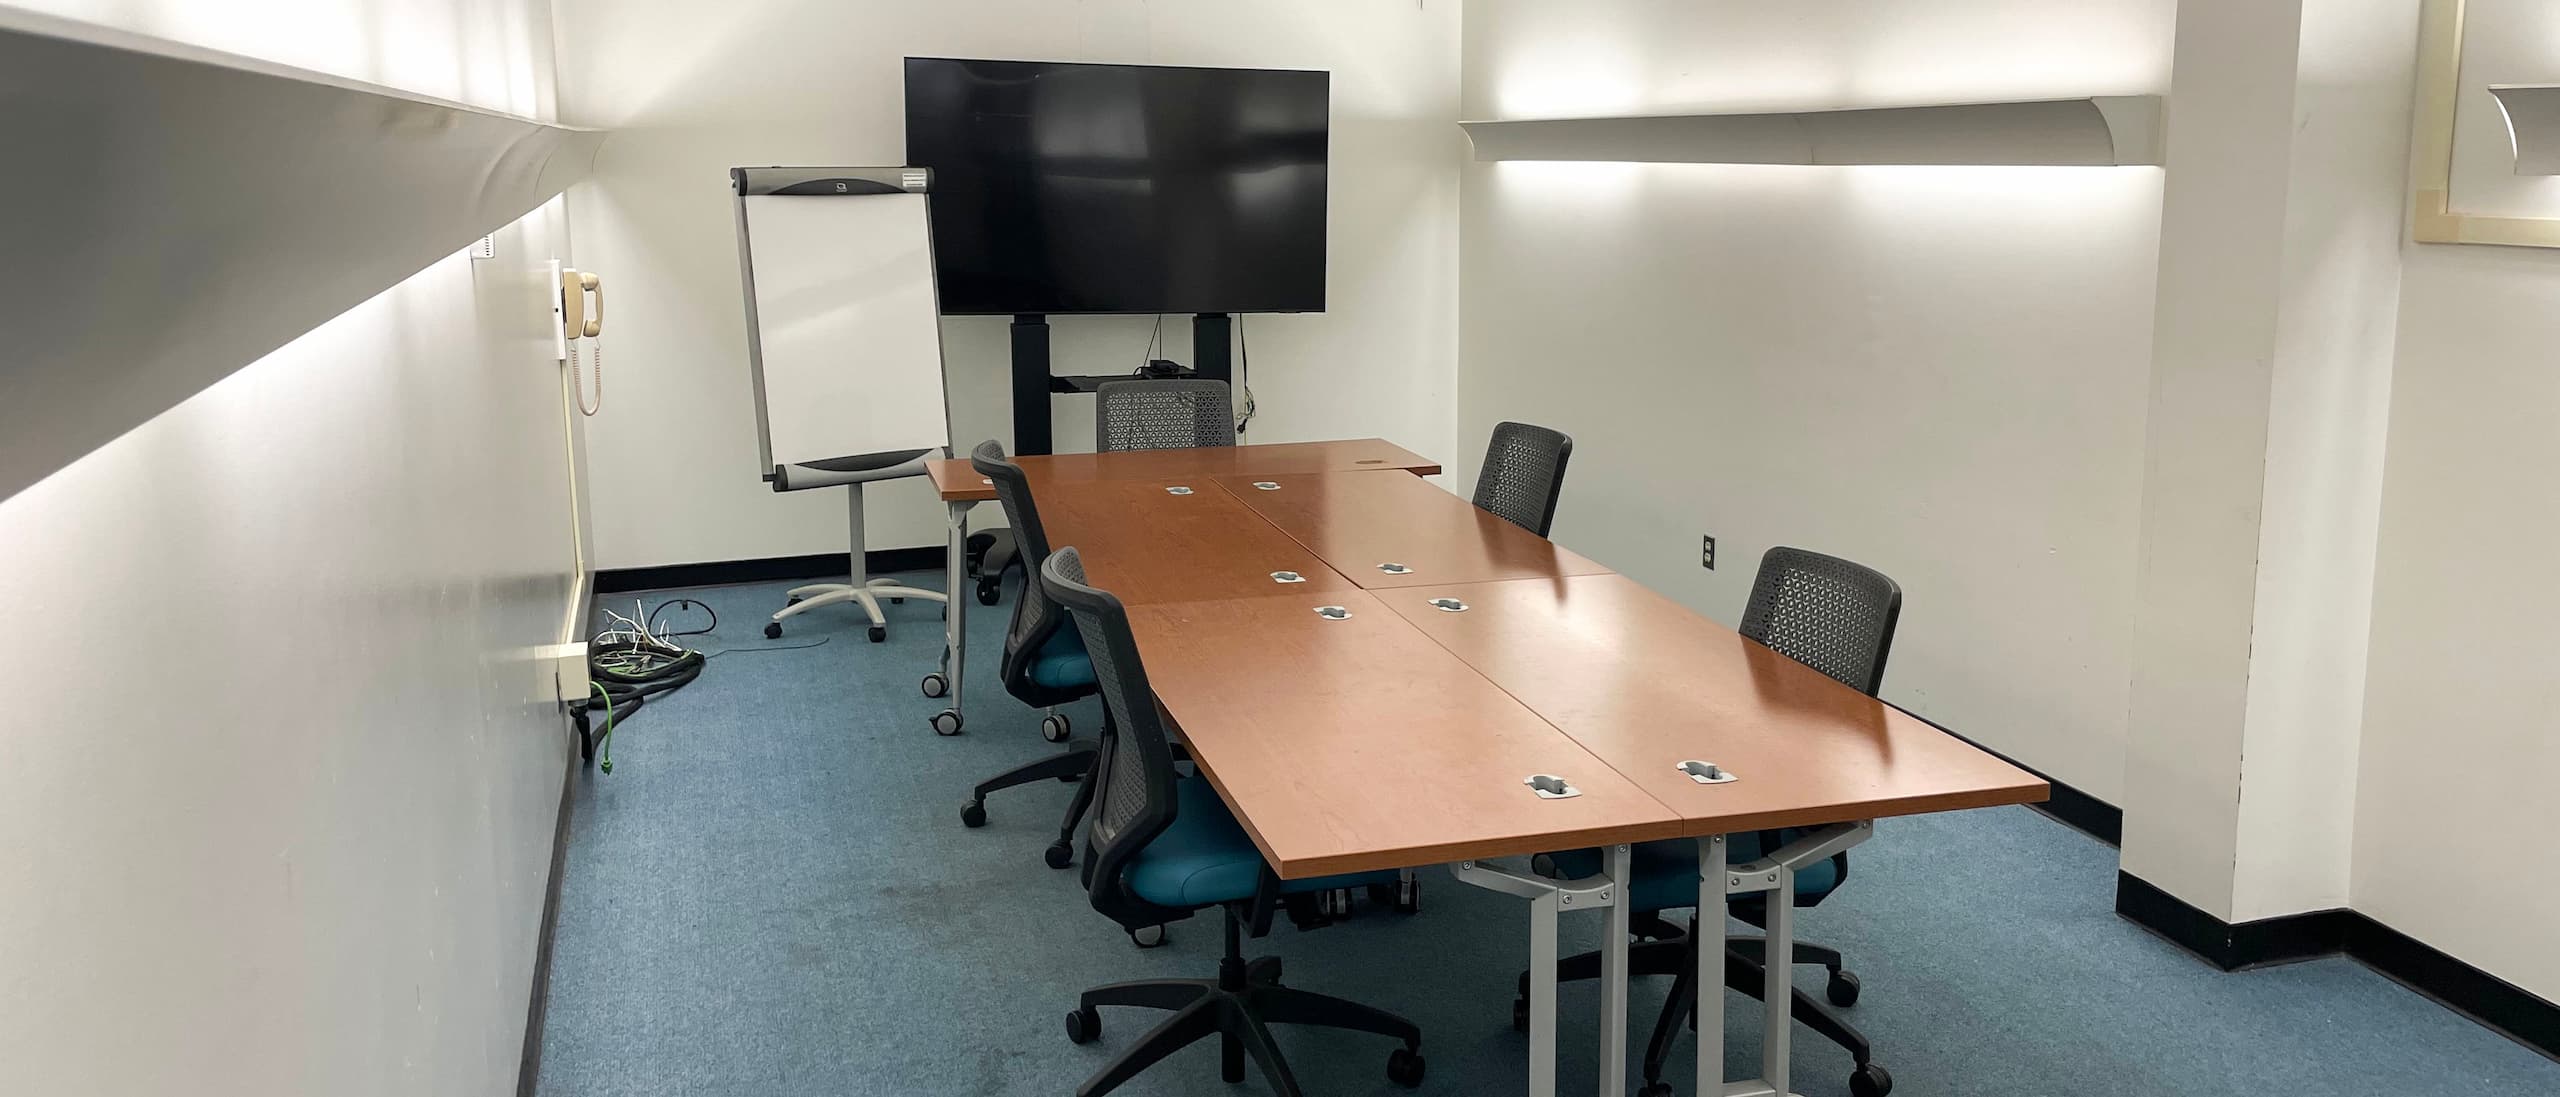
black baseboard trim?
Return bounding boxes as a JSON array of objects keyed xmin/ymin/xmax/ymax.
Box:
[
  {"xmin": 2116, "ymin": 871, "xmax": 2560, "ymax": 1062},
  {"xmin": 516, "ymin": 729, "xmax": 580, "ymax": 1097},
  {"xmin": 596, "ymin": 547, "xmax": 946, "ymax": 595},
  {"xmin": 1884, "ymin": 702, "xmax": 2123, "ymax": 846},
  {"xmin": 2354, "ymin": 915, "xmax": 2560, "ymax": 1062},
  {"xmin": 2114, "ymin": 871, "xmax": 2350, "ymax": 970}
]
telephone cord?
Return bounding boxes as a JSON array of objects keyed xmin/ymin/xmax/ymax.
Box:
[{"xmin": 572, "ymin": 342, "xmax": 604, "ymax": 417}]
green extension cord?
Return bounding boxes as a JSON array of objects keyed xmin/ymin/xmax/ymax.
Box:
[{"xmin": 591, "ymin": 680, "xmax": 617, "ymax": 773}]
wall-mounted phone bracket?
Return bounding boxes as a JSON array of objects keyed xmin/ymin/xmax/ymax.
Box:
[{"xmin": 548, "ymin": 258, "xmax": 568, "ymax": 363}]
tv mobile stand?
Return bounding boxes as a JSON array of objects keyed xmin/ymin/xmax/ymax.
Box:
[{"xmin": 1008, "ymin": 312, "xmax": 1232, "ymax": 456}]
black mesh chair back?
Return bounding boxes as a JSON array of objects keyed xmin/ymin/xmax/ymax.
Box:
[
  {"xmin": 1472, "ymin": 421, "xmax": 1574, "ymax": 537},
  {"xmin": 1095, "ymin": 379, "xmax": 1236, "ymax": 451},
  {"xmin": 1041, "ymin": 547, "xmax": 1188, "ymax": 928},
  {"xmin": 971, "ymin": 440, "xmax": 1076, "ymax": 703},
  {"xmin": 1738, "ymin": 546, "xmax": 1903, "ymax": 697}
]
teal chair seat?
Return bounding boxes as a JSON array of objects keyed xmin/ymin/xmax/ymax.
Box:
[
  {"xmin": 1544, "ymin": 832, "xmax": 1842, "ymax": 913},
  {"xmin": 1026, "ymin": 627, "xmax": 1095, "ymax": 690},
  {"xmin": 1125, "ymin": 776, "xmax": 1399, "ymax": 908}
]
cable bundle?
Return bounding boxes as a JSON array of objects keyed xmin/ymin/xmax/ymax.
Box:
[{"xmin": 575, "ymin": 600, "xmax": 709, "ymax": 773}]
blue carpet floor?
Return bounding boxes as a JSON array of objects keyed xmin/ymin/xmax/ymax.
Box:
[{"xmin": 537, "ymin": 574, "xmax": 2560, "ymax": 1097}]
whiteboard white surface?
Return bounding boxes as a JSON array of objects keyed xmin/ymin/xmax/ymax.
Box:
[{"xmin": 742, "ymin": 193, "xmax": 950, "ymax": 468}]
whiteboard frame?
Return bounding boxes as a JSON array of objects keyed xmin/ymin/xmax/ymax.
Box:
[{"xmin": 729, "ymin": 166, "xmax": 954, "ymax": 476}]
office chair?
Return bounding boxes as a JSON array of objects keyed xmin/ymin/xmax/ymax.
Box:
[
  {"xmin": 956, "ymin": 441, "xmax": 1104, "ymax": 871},
  {"xmin": 1472, "ymin": 421, "xmax": 1573, "ymax": 537},
  {"xmin": 1041, "ymin": 546, "xmax": 1427, "ymax": 1097},
  {"xmin": 1094, "ymin": 378, "xmax": 1236, "ymax": 451},
  {"xmin": 961, "ymin": 379, "xmax": 1235, "ymax": 607},
  {"xmin": 764, "ymin": 451, "xmax": 949, "ymax": 643},
  {"xmin": 1519, "ymin": 546, "xmax": 1902, "ymax": 1097}
]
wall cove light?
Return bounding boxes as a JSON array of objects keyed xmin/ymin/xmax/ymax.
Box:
[
  {"xmin": 2488, "ymin": 85, "xmax": 2560, "ymax": 174},
  {"xmin": 0, "ymin": 8, "xmax": 605, "ymax": 502},
  {"xmin": 1460, "ymin": 96, "xmax": 2164, "ymax": 167}
]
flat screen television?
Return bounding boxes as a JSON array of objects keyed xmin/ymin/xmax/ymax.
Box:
[{"xmin": 903, "ymin": 57, "xmax": 1329, "ymax": 316}]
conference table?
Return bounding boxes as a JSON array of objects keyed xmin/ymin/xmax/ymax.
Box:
[
  {"xmin": 925, "ymin": 440, "xmax": 2045, "ymax": 1097},
  {"xmin": 921, "ymin": 439, "xmax": 1444, "ymax": 735}
]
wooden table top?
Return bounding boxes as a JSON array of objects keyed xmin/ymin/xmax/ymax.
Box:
[
  {"xmin": 1127, "ymin": 590, "xmax": 1687, "ymax": 878},
  {"xmin": 1215, "ymin": 471, "xmax": 1614, "ymax": 589},
  {"xmin": 1033, "ymin": 479, "xmax": 1360, "ymax": 607},
  {"xmin": 1382, "ymin": 574, "xmax": 2048, "ymax": 835},
  {"xmin": 927, "ymin": 438, "xmax": 1442, "ymax": 502}
]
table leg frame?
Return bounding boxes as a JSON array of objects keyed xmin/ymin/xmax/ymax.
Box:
[
  {"xmin": 940, "ymin": 500, "xmax": 972, "ymax": 728},
  {"xmin": 1450, "ymin": 845, "xmax": 1630, "ymax": 1097},
  {"xmin": 1700, "ymin": 821, "xmax": 1874, "ymax": 1097}
]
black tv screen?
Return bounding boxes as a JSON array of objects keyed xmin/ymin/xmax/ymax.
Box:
[{"xmin": 904, "ymin": 57, "xmax": 1328, "ymax": 316}]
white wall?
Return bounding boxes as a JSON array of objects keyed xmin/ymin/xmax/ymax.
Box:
[
  {"xmin": 554, "ymin": 0, "xmax": 1463, "ymax": 570},
  {"xmin": 1458, "ymin": 0, "xmax": 2171, "ymax": 801},
  {"xmin": 0, "ymin": 3, "xmax": 583, "ymax": 1094},
  {"xmin": 2349, "ymin": 0, "xmax": 2560, "ymax": 1000},
  {"xmin": 2356, "ymin": 243, "xmax": 2560, "ymax": 1001}
]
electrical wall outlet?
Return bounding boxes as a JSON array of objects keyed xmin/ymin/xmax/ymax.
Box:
[
  {"xmin": 539, "ymin": 641, "xmax": 590, "ymax": 710},
  {"xmin": 1701, "ymin": 535, "xmax": 1717, "ymax": 570}
]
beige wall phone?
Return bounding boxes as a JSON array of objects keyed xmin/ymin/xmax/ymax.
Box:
[{"xmin": 552, "ymin": 261, "xmax": 604, "ymax": 416}]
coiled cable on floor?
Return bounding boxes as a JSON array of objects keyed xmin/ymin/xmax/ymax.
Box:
[{"xmin": 573, "ymin": 600, "xmax": 711, "ymax": 773}]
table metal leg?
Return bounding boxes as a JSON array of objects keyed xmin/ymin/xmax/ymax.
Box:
[
  {"xmin": 1528, "ymin": 889, "xmax": 1559, "ymax": 1097},
  {"xmin": 1451, "ymin": 847, "xmax": 1628, "ymax": 1097},
  {"xmin": 941, "ymin": 500, "xmax": 971, "ymax": 725},
  {"xmin": 1696, "ymin": 834, "xmax": 1728, "ymax": 1097},
  {"xmin": 1599, "ymin": 843, "xmax": 1631, "ymax": 1097},
  {"xmin": 1761, "ymin": 853, "xmax": 1795, "ymax": 1096},
  {"xmin": 1704, "ymin": 821, "xmax": 1874, "ymax": 1097}
]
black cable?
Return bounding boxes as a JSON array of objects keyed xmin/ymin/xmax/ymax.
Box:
[
  {"xmin": 706, "ymin": 637, "xmax": 831, "ymax": 658},
  {"xmin": 1135, "ymin": 313, "xmax": 1164, "ymax": 374},
  {"xmin": 575, "ymin": 606, "xmax": 710, "ymax": 771},
  {"xmin": 646, "ymin": 597, "xmax": 716, "ymax": 638},
  {"xmin": 571, "ymin": 599, "xmax": 835, "ymax": 770},
  {"xmin": 1236, "ymin": 314, "xmax": 1257, "ymax": 434}
]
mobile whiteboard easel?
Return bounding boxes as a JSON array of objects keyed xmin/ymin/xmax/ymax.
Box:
[{"xmin": 731, "ymin": 167, "xmax": 954, "ymax": 701}]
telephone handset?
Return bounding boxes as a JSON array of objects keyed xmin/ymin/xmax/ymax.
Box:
[{"xmin": 558, "ymin": 265, "xmax": 605, "ymax": 416}]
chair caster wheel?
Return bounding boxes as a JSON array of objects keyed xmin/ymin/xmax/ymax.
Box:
[
  {"xmin": 959, "ymin": 799, "xmax": 986, "ymax": 828},
  {"xmin": 921, "ymin": 672, "xmax": 949, "ymax": 699},
  {"xmin": 1370, "ymin": 878, "xmax": 1421, "ymax": 914},
  {"xmin": 1043, "ymin": 840, "xmax": 1073, "ymax": 869},
  {"xmin": 931, "ymin": 710, "xmax": 963, "ymax": 736},
  {"xmin": 1246, "ymin": 956, "xmax": 1282, "ymax": 984},
  {"xmin": 976, "ymin": 580, "xmax": 1001, "ymax": 606},
  {"xmin": 1065, "ymin": 1006, "xmax": 1100, "ymax": 1045},
  {"xmin": 1850, "ymin": 1062, "xmax": 1893, "ymax": 1097},
  {"xmin": 1827, "ymin": 969, "xmax": 1861, "ymax": 1007},
  {"xmin": 1128, "ymin": 925, "xmax": 1167, "ymax": 949},
  {"xmin": 1315, "ymin": 888, "xmax": 1354, "ymax": 919},
  {"xmin": 1510, "ymin": 997, "xmax": 1529, "ymax": 1033},
  {"xmin": 1040, "ymin": 713, "xmax": 1071, "ymax": 742},
  {"xmin": 1637, "ymin": 1084, "xmax": 1674, "ymax": 1097},
  {"xmin": 867, "ymin": 625, "xmax": 886, "ymax": 643},
  {"xmin": 1385, "ymin": 1047, "xmax": 1426, "ymax": 1088},
  {"xmin": 763, "ymin": 621, "xmax": 783, "ymax": 639}
]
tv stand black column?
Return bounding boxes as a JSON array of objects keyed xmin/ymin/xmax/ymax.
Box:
[
  {"xmin": 1009, "ymin": 312, "xmax": 1236, "ymax": 455},
  {"xmin": 1191, "ymin": 313, "xmax": 1232, "ymax": 386},
  {"xmin": 1010, "ymin": 314, "xmax": 1052, "ymax": 454}
]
